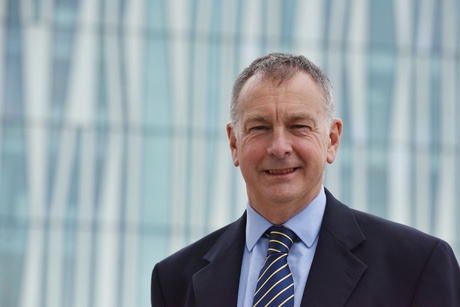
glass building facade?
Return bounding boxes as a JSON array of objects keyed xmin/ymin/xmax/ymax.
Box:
[{"xmin": 0, "ymin": 0, "xmax": 459, "ymax": 306}]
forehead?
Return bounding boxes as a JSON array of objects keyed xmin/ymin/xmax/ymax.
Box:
[{"xmin": 238, "ymin": 72, "xmax": 325, "ymax": 119}]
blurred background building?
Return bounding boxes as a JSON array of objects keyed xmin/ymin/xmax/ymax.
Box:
[{"xmin": 0, "ymin": 0, "xmax": 459, "ymax": 306}]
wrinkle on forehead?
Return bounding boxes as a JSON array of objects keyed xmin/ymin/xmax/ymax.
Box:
[
  {"xmin": 236, "ymin": 72, "xmax": 330, "ymax": 135},
  {"xmin": 242, "ymin": 110, "xmax": 319, "ymax": 126}
]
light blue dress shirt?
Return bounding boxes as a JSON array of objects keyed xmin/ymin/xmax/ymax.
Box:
[{"xmin": 237, "ymin": 187, "xmax": 326, "ymax": 307}]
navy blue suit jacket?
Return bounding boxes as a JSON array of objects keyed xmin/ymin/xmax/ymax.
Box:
[{"xmin": 151, "ymin": 190, "xmax": 460, "ymax": 306}]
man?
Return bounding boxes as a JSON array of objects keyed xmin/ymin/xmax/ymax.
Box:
[{"xmin": 151, "ymin": 53, "xmax": 460, "ymax": 306}]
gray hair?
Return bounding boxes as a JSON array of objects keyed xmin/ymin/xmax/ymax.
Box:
[{"xmin": 230, "ymin": 53, "xmax": 334, "ymax": 132}]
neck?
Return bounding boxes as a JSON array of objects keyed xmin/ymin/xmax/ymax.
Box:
[
  {"xmin": 248, "ymin": 187, "xmax": 322, "ymax": 224},
  {"xmin": 249, "ymin": 199, "xmax": 310, "ymax": 225}
]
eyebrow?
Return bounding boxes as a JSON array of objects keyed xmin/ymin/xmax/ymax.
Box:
[
  {"xmin": 242, "ymin": 115, "xmax": 270, "ymax": 130},
  {"xmin": 243, "ymin": 115, "xmax": 270, "ymax": 124},
  {"xmin": 242, "ymin": 113, "xmax": 318, "ymax": 127},
  {"xmin": 288, "ymin": 113, "xmax": 317, "ymax": 123}
]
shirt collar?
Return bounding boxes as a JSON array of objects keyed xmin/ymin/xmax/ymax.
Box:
[{"xmin": 245, "ymin": 187, "xmax": 327, "ymax": 251}]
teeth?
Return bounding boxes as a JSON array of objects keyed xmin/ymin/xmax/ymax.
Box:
[{"xmin": 268, "ymin": 168, "xmax": 294, "ymax": 174}]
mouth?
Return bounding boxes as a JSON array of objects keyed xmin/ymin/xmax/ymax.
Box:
[{"xmin": 266, "ymin": 168, "xmax": 297, "ymax": 175}]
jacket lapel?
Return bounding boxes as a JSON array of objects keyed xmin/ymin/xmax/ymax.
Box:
[
  {"xmin": 190, "ymin": 190, "xmax": 367, "ymax": 306},
  {"xmin": 301, "ymin": 190, "xmax": 367, "ymax": 307},
  {"xmin": 192, "ymin": 213, "xmax": 246, "ymax": 307}
]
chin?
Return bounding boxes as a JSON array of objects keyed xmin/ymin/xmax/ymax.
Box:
[{"xmin": 265, "ymin": 192, "xmax": 299, "ymax": 204}]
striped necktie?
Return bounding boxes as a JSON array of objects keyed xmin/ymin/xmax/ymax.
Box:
[{"xmin": 253, "ymin": 225, "xmax": 297, "ymax": 307}]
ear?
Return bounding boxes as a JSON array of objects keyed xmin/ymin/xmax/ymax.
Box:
[
  {"xmin": 227, "ymin": 123, "xmax": 240, "ymax": 167},
  {"xmin": 326, "ymin": 118, "xmax": 342, "ymax": 164}
]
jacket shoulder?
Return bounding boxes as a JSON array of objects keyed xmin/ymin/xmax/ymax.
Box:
[
  {"xmin": 350, "ymin": 208, "xmax": 440, "ymax": 247},
  {"xmin": 151, "ymin": 214, "xmax": 246, "ymax": 306},
  {"xmin": 157, "ymin": 222, "xmax": 234, "ymax": 270},
  {"xmin": 324, "ymin": 188, "xmax": 440, "ymax": 250}
]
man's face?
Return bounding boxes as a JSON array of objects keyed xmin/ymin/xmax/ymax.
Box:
[{"xmin": 227, "ymin": 72, "xmax": 342, "ymax": 220}]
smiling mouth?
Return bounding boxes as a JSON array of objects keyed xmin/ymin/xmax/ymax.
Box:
[{"xmin": 267, "ymin": 168, "xmax": 296, "ymax": 174}]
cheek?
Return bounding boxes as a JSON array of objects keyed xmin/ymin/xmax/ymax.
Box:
[
  {"xmin": 309, "ymin": 134, "xmax": 330, "ymax": 153},
  {"xmin": 239, "ymin": 141, "xmax": 265, "ymax": 165},
  {"xmin": 296, "ymin": 141, "xmax": 327, "ymax": 164}
]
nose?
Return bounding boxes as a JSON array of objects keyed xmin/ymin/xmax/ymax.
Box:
[{"xmin": 267, "ymin": 128, "xmax": 292, "ymax": 158}]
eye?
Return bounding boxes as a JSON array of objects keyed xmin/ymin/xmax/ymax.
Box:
[
  {"xmin": 250, "ymin": 125, "xmax": 269, "ymax": 132},
  {"xmin": 291, "ymin": 125, "xmax": 311, "ymax": 131}
]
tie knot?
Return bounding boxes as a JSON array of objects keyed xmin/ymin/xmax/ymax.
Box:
[{"xmin": 266, "ymin": 225, "xmax": 297, "ymax": 255}]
